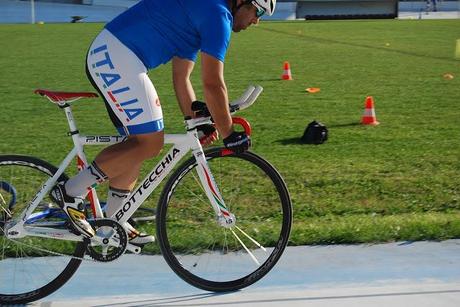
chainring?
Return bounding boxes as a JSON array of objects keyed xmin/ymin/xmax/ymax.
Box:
[{"xmin": 86, "ymin": 219, "xmax": 128, "ymax": 262}]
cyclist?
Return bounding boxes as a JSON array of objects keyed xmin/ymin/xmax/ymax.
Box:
[{"xmin": 51, "ymin": 0, "xmax": 276, "ymax": 244}]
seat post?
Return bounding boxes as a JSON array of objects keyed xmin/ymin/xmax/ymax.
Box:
[
  {"xmin": 62, "ymin": 104, "xmax": 84, "ymax": 152},
  {"xmin": 63, "ymin": 104, "xmax": 79, "ymax": 135}
]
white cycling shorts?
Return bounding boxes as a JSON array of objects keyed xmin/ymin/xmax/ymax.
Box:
[{"xmin": 86, "ymin": 29, "xmax": 163, "ymax": 135}]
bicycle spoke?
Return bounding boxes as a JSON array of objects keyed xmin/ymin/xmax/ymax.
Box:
[
  {"xmin": 0, "ymin": 199, "xmax": 12, "ymax": 219},
  {"xmin": 234, "ymin": 225, "xmax": 266, "ymax": 252},
  {"xmin": 223, "ymin": 229, "xmax": 228, "ymax": 254},
  {"xmin": 184, "ymin": 172, "xmax": 216, "ymax": 215},
  {"xmin": 230, "ymin": 228, "xmax": 260, "ymax": 266},
  {"xmin": 192, "ymin": 170, "xmax": 207, "ymax": 196}
]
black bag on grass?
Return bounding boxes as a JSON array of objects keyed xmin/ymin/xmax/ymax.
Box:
[{"xmin": 301, "ymin": 120, "xmax": 328, "ymax": 144}]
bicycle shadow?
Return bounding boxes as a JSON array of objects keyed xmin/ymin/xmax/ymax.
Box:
[
  {"xmin": 91, "ymin": 292, "xmax": 235, "ymax": 307},
  {"xmin": 89, "ymin": 288, "xmax": 460, "ymax": 306}
]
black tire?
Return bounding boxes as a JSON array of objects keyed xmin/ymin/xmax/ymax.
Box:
[
  {"xmin": 156, "ymin": 148, "xmax": 292, "ymax": 292},
  {"xmin": 0, "ymin": 155, "xmax": 87, "ymax": 304}
]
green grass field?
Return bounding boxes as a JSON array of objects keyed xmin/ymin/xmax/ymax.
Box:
[{"xmin": 1, "ymin": 19, "xmax": 459, "ymax": 248}]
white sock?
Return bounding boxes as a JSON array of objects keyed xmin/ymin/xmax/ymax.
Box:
[
  {"xmin": 105, "ymin": 186, "xmax": 131, "ymax": 218},
  {"xmin": 105, "ymin": 187, "xmax": 139, "ymax": 235},
  {"xmin": 65, "ymin": 161, "xmax": 108, "ymax": 197}
]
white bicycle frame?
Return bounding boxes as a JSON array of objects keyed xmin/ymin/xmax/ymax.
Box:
[{"xmin": 5, "ymin": 85, "xmax": 263, "ymax": 254}]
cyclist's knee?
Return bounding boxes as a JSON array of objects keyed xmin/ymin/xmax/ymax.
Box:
[{"xmin": 130, "ymin": 131, "xmax": 164, "ymax": 160}]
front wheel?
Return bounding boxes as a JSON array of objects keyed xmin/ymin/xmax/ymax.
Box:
[
  {"xmin": 156, "ymin": 148, "xmax": 292, "ymax": 292},
  {"xmin": 0, "ymin": 155, "xmax": 87, "ymax": 304}
]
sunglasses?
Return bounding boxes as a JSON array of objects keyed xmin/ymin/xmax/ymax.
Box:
[{"xmin": 251, "ymin": 1, "xmax": 266, "ymax": 18}]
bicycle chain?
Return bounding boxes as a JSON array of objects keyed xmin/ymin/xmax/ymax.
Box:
[
  {"xmin": 8, "ymin": 236, "xmax": 159, "ymax": 260},
  {"xmin": 6, "ymin": 220, "xmax": 128, "ymax": 263},
  {"xmin": 8, "ymin": 237, "xmax": 96, "ymax": 262}
]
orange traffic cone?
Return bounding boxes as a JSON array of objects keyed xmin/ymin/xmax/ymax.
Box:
[
  {"xmin": 281, "ymin": 61, "xmax": 293, "ymax": 80},
  {"xmin": 361, "ymin": 96, "xmax": 379, "ymax": 125}
]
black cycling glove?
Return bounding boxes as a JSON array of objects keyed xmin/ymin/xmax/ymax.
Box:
[
  {"xmin": 223, "ymin": 131, "xmax": 251, "ymax": 154},
  {"xmin": 196, "ymin": 124, "xmax": 218, "ymax": 145}
]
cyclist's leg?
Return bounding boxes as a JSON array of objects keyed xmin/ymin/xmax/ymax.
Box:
[
  {"xmin": 58, "ymin": 29, "xmax": 164, "ymax": 238},
  {"xmin": 85, "ymin": 29, "xmax": 162, "ymax": 242},
  {"xmin": 93, "ymin": 134, "xmax": 163, "ymax": 244},
  {"xmin": 94, "ymin": 132, "xmax": 164, "ymax": 182},
  {"xmin": 102, "ymin": 185, "xmax": 155, "ymax": 244},
  {"xmin": 68, "ymin": 28, "xmax": 164, "ymax": 197}
]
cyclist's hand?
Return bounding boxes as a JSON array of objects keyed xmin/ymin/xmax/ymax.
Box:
[
  {"xmin": 223, "ymin": 131, "xmax": 251, "ymax": 154},
  {"xmin": 197, "ymin": 124, "xmax": 218, "ymax": 146}
]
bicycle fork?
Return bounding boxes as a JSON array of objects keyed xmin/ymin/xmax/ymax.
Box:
[
  {"xmin": 192, "ymin": 148, "xmax": 236, "ymax": 228},
  {"xmin": 192, "ymin": 148, "xmax": 267, "ymax": 265},
  {"xmin": 193, "ymin": 117, "xmax": 253, "ymax": 229}
]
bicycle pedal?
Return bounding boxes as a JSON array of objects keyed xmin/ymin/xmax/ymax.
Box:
[{"xmin": 126, "ymin": 242, "xmax": 142, "ymax": 254}]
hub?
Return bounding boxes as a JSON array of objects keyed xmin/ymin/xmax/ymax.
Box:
[
  {"xmin": 217, "ymin": 212, "xmax": 237, "ymax": 228},
  {"xmin": 4, "ymin": 220, "xmax": 26, "ymax": 239}
]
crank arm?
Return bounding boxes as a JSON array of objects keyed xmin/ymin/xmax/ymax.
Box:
[{"xmin": 126, "ymin": 242, "xmax": 142, "ymax": 254}]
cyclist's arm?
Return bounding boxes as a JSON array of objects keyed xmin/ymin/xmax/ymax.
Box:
[
  {"xmin": 172, "ymin": 56, "xmax": 196, "ymax": 118},
  {"xmin": 200, "ymin": 52, "xmax": 233, "ymax": 139}
]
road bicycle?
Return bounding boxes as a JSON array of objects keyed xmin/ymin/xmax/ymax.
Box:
[{"xmin": 0, "ymin": 85, "xmax": 292, "ymax": 304}]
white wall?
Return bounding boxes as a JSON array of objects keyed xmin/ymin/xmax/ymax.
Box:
[
  {"xmin": 399, "ymin": 1, "xmax": 460, "ymax": 12},
  {"xmin": 262, "ymin": 2, "xmax": 298, "ymax": 20},
  {"xmin": 0, "ymin": 0, "xmax": 125, "ymax": 23},
  {"xmin": 297, "ymin": 1, "xmax": 397, "ymax": 17}
]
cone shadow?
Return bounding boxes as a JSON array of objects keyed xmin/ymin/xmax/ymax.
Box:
[
  {"xmin": 256, "ymin": 78, "xmax": 285, "ymax": 82},
  {"xmin": 328, "ymin": 122, "xmax": 361, "ymax": 128}
]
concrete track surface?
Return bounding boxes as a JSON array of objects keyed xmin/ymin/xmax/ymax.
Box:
[{"xmin": 29, "ymin": 240, "xmax": 460, "ymax": 306}]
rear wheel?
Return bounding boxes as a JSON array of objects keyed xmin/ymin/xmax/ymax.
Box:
[
  {"xmin": 157, "ymin": 148, "xmax": 292, "ymax": 292},
  {"xmin": 0, "ymin": 155, "xmax": 87, "ymax": 304}
]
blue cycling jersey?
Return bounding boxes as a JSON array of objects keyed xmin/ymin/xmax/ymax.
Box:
[{"xmin": 105, "ymin": 0, "xmax": 233, "ymax": 69}]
